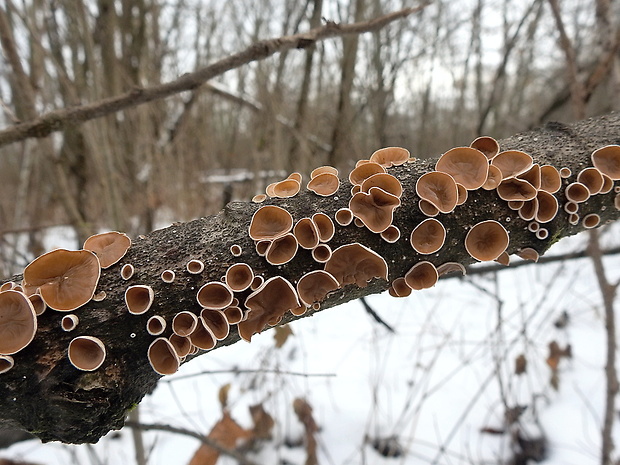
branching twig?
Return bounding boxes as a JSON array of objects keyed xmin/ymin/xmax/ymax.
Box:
[{"xmin": 0, "ymin": 4, "xmax": 431, "ymax": 148}]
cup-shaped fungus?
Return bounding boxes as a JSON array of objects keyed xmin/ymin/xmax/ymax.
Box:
[
  {"xmin": 577, "ymin": 167, "xmax": 604, "ymax": 195},
  {"xmin": 405, "ymin": 261, "xmax": 439, "ymax": 290},
  {"xmin": 517, "ymin": 164, "xmax": 541, "ymax": 190},
  {"xmin": 600, "ymin": 175, "xmax": 614, "ymax": 194},
  {"xmin": 273, "ymin": 179, "xmax": 301, "ymax": 198},
  {"xmin": 415, "ymin": 172, "xmax": 458, "ymax": 214},
  {"xmin": 0, "ymin": 290, "xmax": 37, "ymax": 355},
  {"xmin": 22, "ymin": 249, "xmax": 100, "ymax": 311},
  {"xmin": 307, "ymin": 173, "xmax": 340, "ymax": 196},
  {"xmin": 312, "ymin": 213, "xmax": 336, "ymax": 242},
  {"xmin": 265, "ymin": 233, "xmax": 298, "ymax": 265},
  {"xmin": 160, "ymin": 269, "xmax": 175, "ymax": 283},
  {"xmin": 196, "ymin": 282, "xmax": 234, "ymax": 310},
  {"xmin": 0, "ymin": 355, "xmax": 14, "ymax": 374},
  {"xmin": 172, "ymin": 311, "xmax": 198, "ymax": 337},
  {"xmin": 539, "ymin": 165, "xmax": 562, "ymax": 193},
  {"xmin": 230, "ymin": 245, "xmax": 242, "ymax": 257},
  {"xmin": 390, "ymin": 277, "xmax": 412, "ymax": 297},
  {"xmin": 583, "ymin": 213, "xmax": 601, "ymax": 229},
  {"xmin": 560, "ymin": 167, "xmax": 572, "ymax": 178},
  {"xmin": 517, "ymin": 248, "xmax": 539, "ymax": 262},
  {"xmin": 288, "ymin": 172, "xmax": 303, "ymax": 183},
  {"xmin": 188, "ymin": 320, "xmax": 216, "ymax": 350},
  {"xmin": 310, "ymin": 165, "xmax": 338, "ymax": 178},
  {"xmin": 312, "ymin": 244, "xmax": 332, "ymax": 263},
  {"xmin": 470, "ymin": 136, "xmax": 499, "ymax": 159},
  {"xmin": 615, "ymin": 194, "xmax": 620, "ymax": 210},
  {"xmin": 0, "ymin": 282, "xmax": 15, "ymax": 292},
  {"xmin": 61, "ymin": 314, "xmax": 79, "ymax": 332},
  {"xmin": 565, "ymin": 182, "xmax": 590, "ymax": 203},
  {"xmin": 528, "ymin": 222, "xmax": 540, "ymax": 232},
  {"xmin": 200, "ymin": 309, "xmax": 230, "ymax": 340},
  {"xmin": 223, "ymin": 306, "xmax": 244, "ymax": 325},
  {"xmin": 564, "ymin": 201, "xmax": 579, "ymax": 214},
  {"xmin": 68, "ymin": 336, "xmax": 106, "ymax": 371},
  {"xmin": 251, "ymin": 275, "xmax": 264, "ymax": 290},
  {"xmin": 169, "ymin": 334, "xmax": 192, "ymax": 358},
  {"xmin": 495, "ymin": 251, "xmax": 510, "ymax": 266},
  {"xmin": 147, "ymin": 337, "xmax": 180, "ymax": 375},
  {"xmin": 497, "ymin": 178, "xmax": 538, "ymax": 202},
  {"xmin": 324, "ymin": 243, "xmax": 388, "ymax": 288},
  {"xmin": 121, "ymin": 263, "xmax": 135, "ymax": 280},
  {"xmin": 437, "ymin": 262, "xmax": 467, "ymax": 277},
  {"xmin": 239, "ymin": 276, "xmax": 300, "ymax": 342},
  {"xmin": 252, "ymin": 194, "xmax": 267, "ymax": 203},
  {"xmin": 225, "ymin": 263, "xmax": 254, "ymax": 292},
  {"xmin": 464, "ymin": 220, "xmax": 509, "ymax": 261},
  {"xmin": 507, "ymin": 200, "xmax": 524, "ymax": 211},
  {"xmin": 456, "ymin": 184, "xmax": 468, "ymax": 205},
  {"xmin": 435, "ymin": 147, "xmax": 489, "ymax": 190},
  {"xmin": 255, "ymin": 241, "xmax": 270, "ymax": 257},
  {"xmin": 28, "ymin": 293, "xmax": 46, "ymax": 316},
  {"xmin": 349, "ymin": 187, "xmax": 401, "ymax": 233},
  {"xmin": 186, "ymin": 259, "xmax": 204, "ymax": 274},
  {"xmin": 361, "ymin": 173, "xmax": 403, "ymax": 197},
  {"xmin": 519, "ymin": 198, "xmax": 539, "ymax": 221},
  {"xmin": 410, "ymin": 218, "xmax": 446, "ymax": 255},
  {"xmin": 482, "ymin": 165, "xmax": 503, "ymax": 191},
  {"xmin": 591, "ymin": 145, "xmax": 620, "ymax": 180},
  {"xmin": 536, "ymin": 228, "xmax": 549, "ymax": 240},
  {"xmin": 335, "ymin": 208, "xmax": 354, "ymax": 227},
  {"xmin": 147, "ymin": 315, "xmax": 167, "ymax": 336},
  {"xmin": 83, "ymin": 231, "xmax": 131, "ymax": 269},
  {"xmin": 535, "ymin": 191, "xmax": 559, "ymax": 223},
  {"xmin": 294, "ymin": 218, "xmax": 320, "ymax": 250},
  {"xmin": 568, "ymin": 213, "xmax": 580, "ymax": 225},
  {"xmin": 296, "ymin": 270, "xmax": 340, "ymax": 307},
  {"xmin": 125, "ymin": 285, "xmax": 154, "ymax": 315},
  {"xmin": 349, "ymin": 162, "xmax": 386, "ymax": 185},
  {"xmin": 491, "ymin": 150, "xmax": 533, "ymax": 178},
  {"xmin": 249, "ymin": 205, "xmax": 293, "ymax": 241},
  {"xmin": 380, "ymin": 225, "xmax": 401, "ymax": 243},
  {"xmin": 369, "ymin": 146, "xmax": 410, "ymax": 167},
  {"xmin": 418, "ymin": 199, "xmax": 440, "ymax": 217}
]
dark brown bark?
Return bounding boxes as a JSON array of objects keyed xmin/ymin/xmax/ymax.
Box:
[{"xmin": 1, "ymin": 113, "xmax": 620, "ymax": 444}]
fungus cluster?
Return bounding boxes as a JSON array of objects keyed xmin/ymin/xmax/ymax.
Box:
[{"xmin": 2, "ymin": 140, "xmax": 618, "ymax": 379}]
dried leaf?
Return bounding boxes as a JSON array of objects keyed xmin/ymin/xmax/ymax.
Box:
[
  {"xmin": 515, "ymin": 354, "xmax": 527, "ymax": 375},
  {"xmin": 293, "ymin": 398, "xmax": 319, "ymax": 465},
  {"xmin": 249, "ymin": 403, "xmax": 275, "ymax": 440},
  {"xmin": 218, "ymin": 383, "xmax": 231, "ymax": 409},
  {"xmin": 273, "ymin": 325, "xmax": 293, "ymax": 348}
]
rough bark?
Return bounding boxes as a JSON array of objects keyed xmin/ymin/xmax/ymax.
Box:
[{"xmin": 1, "ymin": 113, "xmax": 620, "ymax": 444}]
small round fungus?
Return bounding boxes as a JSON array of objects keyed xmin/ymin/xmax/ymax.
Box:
[
  {"xmin": 507, "ymin": 200, "xmax": 524, "ymax": 211},
  {"xmin": 169, "ymin": 334, "xmax": 192, "ymax": 358},
  {"xmin": 410, "ymin": 218, "xmax": 446, "ymax": 255},
  {"xmin": 404, "ymin": 261, "xmax": 439, "ymax": 290},
  {"xmin": 223, "ymin": 306, "xmax": 244, "ymax": 325},
  {"xmin": 186, "ymin": 259, "xmax": 204, "ymax": 274},
  {"xmin": 437, "ymin": 262, "xmax": 467, "ymax": 277},
  {"xmin": 147, "ymin": 315, "xmax": 167, "ymax": 336},
  {"xmin": 255, "ymin": 240, "xmax": 270, "ymax": 257},
  {"xmin": 517, "ymin": 248, "xmax": 539, "ymax": 262},
  {"xmin": 265, "ymin": 233, "xmax": 298, "ymax": 265},
  {"xmin": 172, "ymin": 311, "xmax": 199, "ymax": 337},
  {"xmin": 147, "ymin": 337, "xmax": 180, "ymax": 375},
  {"xmin": 0, "ymin": 355, "xmax": 14, "ymax": 374},
  {"xmin": 0, "ymin": 282, "xmax": 15, "ymax": 292},
  {"xmin": 482, "ymin": 164, "xmax": 503, "ymax": 191},
  {"xmin": 380, "ymin": 225, "xmax": 401, "ymax": 243},
  {"xmin": 249, "ymin": 205, "xmax": 293, "ymax": 241},
  {"xmin": 83, "ymin": 231, "xmax": 131, "ymax": 269},
  {"xmin": 92, "ymin": 291, "xmax": 106, "ymax": 302},
  {"xmin": 577, "ymin": 167, "xmax": 604, "ymax": 194},
  {"xmin": 265, "ymin": 182, "xmax": 277, "ymax": 197},
  {"xmin": 335, "ymin": 208, "xmax": 354, "ymax": 227},
  {"xmin": 312, "ymin": 213, "xmax": 336, "ymax": 242},
  {"xmin": 582, "ymin": 213, "xmax": 601, "ymax": 229},
  {"xmin": 0, "ymin": 290, "xmax": 37, "ymax": 355},
  {"xmin": 307, "ymin": 173, "xmax": 340, "ymax": 196},
  {"xmin": 225, "ymin": 263, "xmax": 254, "ymax": 292},
  {"xmin": 273, "ymin": 179, "xmax": 301, "ymax": 198},
  {"xmin": 456, "ymin": 183, "xmax": 468, "ymax": 206},
  {"xmin": 188, "ymin": 320, "xmax": 216, "ymax": 350},
  {"xmin": 536, "ymin": 228, "xmax": 549, "ymax": 240},
  {"xmin": 591, "ymin": 145, "xmax": 620, "ymax": 180},
  {"xmin": 540, "ymin": 165, "xmax": 562, "ymax": 193},
  {"xmin": 464, "ymin": 220, "xmax": 509, "ymax": 261},
  {"xmin": 415, "ymin": 172, "xmax": 458, "ymax": 214},
  {"xmin": 121, "ymin": 263, "xmax": 134, "ymax": 280},
  {"xmin": 124, "ymin": 285, "xmax": 154, "ymax": 315},
  {"xmin": 196, "ymin": 282, "xmax": 234, "ymax": 310},
  {"xmin": 535, "ymin": 191, "xmax": 559, "ymax": 223},
  {"xmin": 565, "ymin": 182, "xmax": 590, "ymax": 203},
  {"xmin": 491, "ymin": 150, "xmax": 533, "ymax": 178},
  {"xmin": 369, "ymin": 146, "xmax": 410, "ymax": 167},
  {"xmin": 324, "ymin": 243, "xmax": 388, "ymax": 288},
  {"xmin": 497, "ymin": 178, "xmax": 537, "ymax": 202},
  {"xmin": 517, "ymin": 164, "xmax": 541, "ymax": 190},
  {"xmin": 200, "ymin": 309, "xmax": 230, "ymax": 340},
  {"xmin": 495, "ymin": 252, "xmax": 510, "ymax": 266},
  {"xmin": 569, "ymin": 213, "xmax": 580, "ymax": 225},
  {"xmin": 161, "ymin": 269, "xmax": 175, "ymax": 283},
  {"xmin": 349, "ymin": 162, "xmax": 386, "ymax": 186},
  {"xmin": 230, "ymin": 245, "xmax": 242, "ymax": 257},
  {"xmin": 435, "ymin": 147, "xmax": 489, "ymax": 190},
  {"xmin": 615, "ymin": 194, "xmax": 620, "ymax": 210},
  {"xmin": 293, "ymin": 218, "xmax": 320, "ymax": 249},
  {"xmin": 312, "ymin": 244, "xmax": 332, "ymax": 263},
  {"xmin": 361, "ymin": 173, "xmax": 403, "ymax": 197},
  {"xmin": 251, "ymin": 275, "xmax": 264, "ymax": 290},
  {"xmin": 391, "ymin": 277, "xmax": 412, "ymax": 297},
  {"xmin": 564, "ymin": 201, "xmax": 579, "ymax": 214},
  {"xmin": 28, "ymin": 293, "xmax": 47, "ymax": 315},
  {"xmin": 310, "ymin": 165, "xmax": 338, "ymax": 178},
  {"xmin": 518, "ymin": 198, "xmax": 538, "ymax": 221},
  {"xmin": 288, "ymin": 172, "xmax": 303, "ymax": 183},
  {"xmin": 600, "ymin": 175, "xmax": 614, "ymax": 194},
  {"xmin": 418, "ymin": 199, "xmax": 439, "ymax": 217},
  {"xmin": 560, "ymin": 167, "xmax": 572, "ymax": 178},
  {"xmin": 23, "ymin": 249, "xmax": 100, "ymax": 312},
  {"xmin": 61, "ymin": 314, "xmax": 79, "ymax": 332},
  {"xmin": 68, "ymin": 336, "xmax": 106, "ymax": 371},
  {"xmin": 528, "ymin": 222, "xmax": 540, "ymax": 232},
  {"xmin": 470, "ymin": 136, "xmax": 500, "ymax": 159},
  {"xmin": 297, "ymin": 270, "xmax": 340, "ymax": 307},
  {"xmin": 349, "ymin": 187, "xmax": 400, "ymax": 233},
  {"xmin": 252, "ymin": 194, "xmax": 267, "ymax": 203}
]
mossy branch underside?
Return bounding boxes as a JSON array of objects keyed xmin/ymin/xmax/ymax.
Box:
[{"xmin": 1, "ymin": 113, "xmax": 620, "ymax": 444}]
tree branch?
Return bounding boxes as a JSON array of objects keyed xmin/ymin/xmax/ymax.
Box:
[
  {"xmin": 0, "ymin": 113, "xmax": 619, "ymax": 444},
  {"xmin": 0, "ymin": 4, "xmax": 430, "ymax": 148}
]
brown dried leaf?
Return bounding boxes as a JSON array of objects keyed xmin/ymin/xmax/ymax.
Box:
[
  {"xmin": 293, "ymin": 398, "xmax": 319, "ymax": 465},
  {"xmin": 249, "ymin": 403, "xmax": 275, "ymax": 440},
  {"xmin": 273, "ymin": 325, "xmax": 294, "ymax": 348},
  {"xmin": 515, "ymin": 354, "xmax": 527, "ymax": 375},
  {"xmin": 218, "ymin": 383, "xmax": 231, "ymax": 409}
]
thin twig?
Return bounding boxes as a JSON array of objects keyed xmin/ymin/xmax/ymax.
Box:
[
  {"xmin": 360, "ymin": 296, "xmax": 396, "ymax": 333},
  {"xmin": 161, "ymin": 368, "xmax": 337, "ymax": 383},
  {"xmin": 0, "ymin": 3, "xmax": 431, "ymax": 148}
]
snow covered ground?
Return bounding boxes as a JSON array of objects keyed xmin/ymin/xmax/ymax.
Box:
[{"xmin": 2, "ymin": 223, "xmax": 620, "ymax": 465}]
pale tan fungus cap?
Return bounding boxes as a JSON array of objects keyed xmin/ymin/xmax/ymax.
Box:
[
  {"xmin": 169, "ymin": 334, "xmax": 192, "ymax": 358},
  {"xmin": 591, "ymin": 145, "xmax": 620, "ymax": 180},
  {"xmin": 252, "ymin": 194, "xmax": 267, "ymax": 203},
  {"xmin": 273, "ymin": 179, "xmax": 301, "ymax": 198},
  {"xmin": 470, "ymin": 136, "xmax": 500, "ymax": 159},
  {"xmin": 186, "ymin": 259, "xmax": 204, "ymax": 274},
  {"xmin": 312, "ymin": 244, "xmax": 332, "ymax": 263},
  {"xmin": 265, "ymin": 233, "xmax": 298, "ymax": 265},
  {"xmin": 517, "ymin": 248, "xmax": 539, "ymax": 262},
  {"xmin": 482, "ymin": 165, "xmax": 503, "ymax": 191},
  {"xmin": 517, "ymin": 164, "xmax": 541, "ymax": 190},
  {"xmin": 293, "ymin": 218, "xmax": 320, "ymax": 249},
  {"xmin": 121, "ymin": 263, "xmax": 134, "ymax": 280},
  {"xmin": 23, "ymin": 249, "xmax": 101, "ymax": 312},
  {"xmin": 287, "ymin": 172, "xmax": 303, "ymax": 183},
  {"xmin": 496, "ymin": 178, "xmax": 538, "ymax": 201},
  {"xmin": 418, "ymin": 199, "xmax": 439, "ymax": 217},
  {"xmin": 528, "ymin": 221, "xmax": 540, "ymax": 233},
  {"xmin": 225, "ymin": 263, "xmax": 254, "ymax": 292},
  {"xmin": 391, "ymin": 277, "xmax": 412, "ymax": 297},
  {"xmin": 577, "ymin": 167, "xmax": 604, "ymax": 194},
  {"xmin": 600, "ymin": 174, "xmax": 614, "ymax": 194},
  {"xmin": 349, "ymin": 187, "xmax": 401, "ymax": 233},
  {"xmin": 324, "ymin": 243, "xmax": 388, "ymax": 288},
  {"xmin": 255, "ymin": 240, "xmax": 270, "ymax": 257},
  {"xmin": 380, "ymin": 225, "xmax": 401, "ymax": 243},
  {"xmin": 369, "ymin": 147, "xmax": 410, "ymax": 168},
  {"xmin": 410, "ymin": 218, "xmax": 446, "ymax": 255},
  {"xmin": 583, "ymin": 213, "xmax": 600, "ymax": 229},
  {"xmin": 147, "ymin": 337, "xmax": 180, "ymax": 375},
  {"xmin": 312, "ymin": 213, "xmax": 336, "ymax": 242},
  {"xmin": 568, "ymin": 213, "xmax": 580, "ymax": 225},
  {"xmin": 335, "ymin": 208, "xmax": 354, "ymax": 227},
  {"xmin": 68, "ymin": 336, "xmax": 106, "ymax": 371},
  {"xmin": 28, "ymin": 293, "xmax": 47, "ymax": 316},
  {"xmin": 560, "ymin": 167, "xmax": 572, "ymax": 178},
  {"xmin": 83, "ymin": 231, "xmax": 131, "ymax": 269},
  {"xmin": 310, "ymin": 165, "xmax": 338, "ymax": 179},
  {"xmin": 615, "ymin": 194, "xmax": 620, "ymax": 210},
  {"xmin": 349, "ymin": 162, "xmax": 386, "ymax": 186},
  {"xmin": 172, "ymin": 311, "xmax": 199, "ymax": 337},
  {"xmin": 188, "ymin": 320, "xmax": 216, "ymax": 350},
  {"xmin": 437, "ymin": 262, "xmax": 467, "ymax": 277},
  {"xmin": 230, "ymin": 245, "xmax": 243, "ymax": 257},
  {"xmin": 146, "ymin": 315, "xmax": 166, "ymax": 336},
  {"xmin": 464, "ymin": 220, "xmax": 509, "ymax": 261},
  {"xmin": 249, "ymin": 205, "xmax": 294, "ymax": 241},
  {"xmin": 495, "ymin": 252, "xmax": 510, "ymax": 266},
  {"xmin": 265, "ymin": 182, "xmax": 277, "ymax": 197},
  {"xmin": 404, "ymin": 261, "xmax": 439, "ymax": 290},
  {"xmin": 415, "ymin": 172, "xmax": 458, "ymax": 213},
  {"xmin": 361, "ymin": 173, "xmax": 403, "ymax": 197},
  {"xmin": 535, "ymin": 191, "xmax": 559, "ymax": 223},
  {"xmin": 160, "ymin": 269, "xmax": 175, "ymax": 283},
  {"xmin": 239, "ymin": 276, "xmax": 300, "ymax": 342},
  {"xmin": 307, "ymin": 173, "xmax": 340, "ymax": 196},
  {"xmin": 0, "ymin": 290, "xmax": 37, "ymax": 355},
  {"xmin": 196, "ymin": 282, "xmax": 234, "ymax": 310},
  {"xmin": 456, "ymin": 183, "xmax": 468, "ymax": 206},
  {"xmin": 0, "ymin": 355, "xmax": 14, "ymax": 374},
  {"xmin": 536, "ymin": 228, "xmax": 549, "ymax": 240},
  {"xmin": 435, "ymin": 147, "xmax": 489, "ymax": 190},
  {"xmin": 61, "ymin": 314, "xmax": 79, "ymax": 332},
  {"xmin": 125, "ymin": 285, "xmax": 154, "ymax": 315},
  {"xmin": 296, "ymin": 270, "xmax": 340, "ymax": 307},
  {"xmin": 564, "ymin": 201, "xmax": 578, "ymax": 214},
  {"xmin": 518, "ymin": 198, "xmax": 539, "ymax": 221},
  {"xmin": 223, "ymin": 306, "xmax": 244, "ymax": 325},
  {"xmin": 507, "ymin": 200, "xmax": 524, "ymax": 211},
  {"xmin": 565, "ymin": 182, "xmax": 590, "ymax": 203},
  {"xmin": 540, "ymin": 165, "xmax": 562, "ymax": 193},
  {"xmin": 491, "ymin": 150, "xmax": 533, "ymax": 178},
  {"xmin": 200, "ymin": 309, "xmax": 230, "ymax": 340}
]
